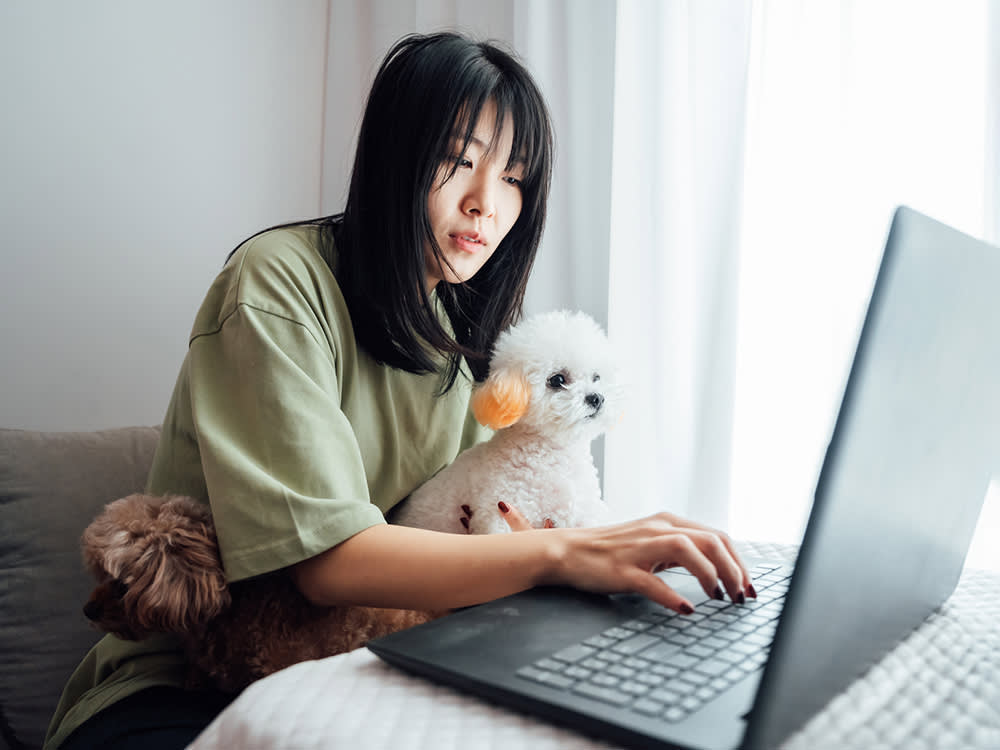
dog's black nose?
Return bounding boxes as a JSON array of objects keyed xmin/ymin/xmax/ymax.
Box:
[{"xmin": 585, "ymin": 393, "xmax": 604, "ymax": 411}]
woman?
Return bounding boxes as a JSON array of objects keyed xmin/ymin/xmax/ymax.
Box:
[{"xmin": 47, "ymin": 31, "xmax": 752, "ymax": 750}]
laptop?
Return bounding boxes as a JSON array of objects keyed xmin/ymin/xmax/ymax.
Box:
[{"xmin": 368, "ymin": 206, "xmax": 1000, "ymax": 750}]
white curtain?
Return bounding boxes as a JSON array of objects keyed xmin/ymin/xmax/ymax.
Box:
[
  {"xmin": 605, "ymin": 0, "xmax": 998, "ymax": 569},
  {"xmin": 728, "ymin": 1, "xmax": 996, "ymax": 563},
  {"xmin": 603, "ymin": 0, "xmax": 752, "ymax": 531}
]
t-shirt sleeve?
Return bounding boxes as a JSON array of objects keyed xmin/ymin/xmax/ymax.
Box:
[{"xmin": 187, "ymin": 301, "xmax": 385, "ymax": 582}]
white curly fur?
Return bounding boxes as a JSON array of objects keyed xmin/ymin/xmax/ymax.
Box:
[{"xmin": 392, "ymin": 310, "xmax": 624, "ymax": 534}]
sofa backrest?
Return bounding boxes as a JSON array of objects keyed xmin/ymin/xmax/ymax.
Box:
[{"xmin": 0, "ymin": 426, "xmax": 161, "ymax": 750}]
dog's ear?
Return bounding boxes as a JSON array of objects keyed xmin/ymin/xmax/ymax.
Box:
[
  {"xmin": 471, "ymin": 371, "xmax": 531, "ymax": 429},
  {"xmin": 81, "ymin": 494, "xmax": 231, "ymax": 639}
]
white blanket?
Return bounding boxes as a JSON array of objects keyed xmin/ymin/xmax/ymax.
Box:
[{"xmin": 189, "ymin": 543, "xmax": 1000, "ymax": 750}]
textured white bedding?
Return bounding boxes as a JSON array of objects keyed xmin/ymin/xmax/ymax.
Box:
[{"xmin": 188, "ymin": 542, "xmax": 1000, "ymax": 750}]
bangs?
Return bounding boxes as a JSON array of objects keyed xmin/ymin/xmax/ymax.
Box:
[
  {"xmin": 494, "ymin": 79, "xmax": 550, "ymax": 192},
  {"xmin": 438, "ymin": 49, "xmax": 551, "ymax": 195}
]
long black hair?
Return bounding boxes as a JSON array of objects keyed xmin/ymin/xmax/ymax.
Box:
[
  {"xmin": 228, "ymin": 33, "xmax": 553, "ymax": 392},
  {"xmin": 333, "ymin": 31, "xmax": 553, "ymax": 391}
]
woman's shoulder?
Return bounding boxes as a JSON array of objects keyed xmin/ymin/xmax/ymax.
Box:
[
  {"xmin": 231, "ymin": 223, "xmax": 335, "ymax": 294},
  {"xmin": 193, "ymin": 223, "xmax": 344, "ymax": 338}
]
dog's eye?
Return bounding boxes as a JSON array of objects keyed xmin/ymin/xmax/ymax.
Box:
[
  {"xmin": 593, "ymin": 374, "xmax": 600, "ymax": 382},
  {"xmin": 547, "ymin": 373, "xmax": 567, "ymax": 390}
]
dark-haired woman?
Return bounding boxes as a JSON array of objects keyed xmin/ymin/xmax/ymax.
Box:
[{"xmin": 46, "ymin": 32, "xmax": 753, "ymax": 750}]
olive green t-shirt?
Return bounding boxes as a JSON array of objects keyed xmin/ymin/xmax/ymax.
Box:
[{"xmin": 45, "ymin": 225, "xmax": 490, "ymax": 749}]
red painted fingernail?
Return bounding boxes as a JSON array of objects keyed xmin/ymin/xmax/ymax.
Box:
[
  {"xmin": 461, "ymin": 504, "xmax": 473, "ymax": 516},
  {"xmin": 679, "ymin": 602, "xmax": 695, "ymax": 615},
  {"xmin": 498, "ymin": 502, "xmax": 510, "ymax": 513},
  {"xmin": 747, "ymin": 584, "xmax": 758, "ymax": 599},
  {"xmin": 713, "ymin": 586, "xmax": 725, "ymax": 601},
  {"xmin": 735, "ymin": 592, "xmax": 746, "ymax": 605},
  {"xmin": 460, "ymin": 517, "xmax": 469, "ymax": 529}
]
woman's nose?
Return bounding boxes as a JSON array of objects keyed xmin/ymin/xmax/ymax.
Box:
[{"xmin": 463, "ymin": 179, "xmax": 496, "ymax": 218}]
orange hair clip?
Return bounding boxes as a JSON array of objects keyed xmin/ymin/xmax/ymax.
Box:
[{"xmin": 471, "ymin": 372, "xmax": 531, "ymax": 429}]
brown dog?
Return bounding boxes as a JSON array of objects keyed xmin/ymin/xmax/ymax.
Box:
[{"xmin": 81, "ymin": 493, "xmax": 440, "ymax": 693}]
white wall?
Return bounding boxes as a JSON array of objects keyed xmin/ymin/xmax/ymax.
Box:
[
  {"xmin": 0, "ymin": 1, "xmax": 329, "ymax": 430},
  {"xmin": 0, "ymin": 0, "xmax": 615, "ymax": 433}
]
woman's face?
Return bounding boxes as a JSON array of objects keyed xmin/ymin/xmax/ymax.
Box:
[{"xmin": 425, "ymin": 100, "xmax": 525, "ymax": 291}]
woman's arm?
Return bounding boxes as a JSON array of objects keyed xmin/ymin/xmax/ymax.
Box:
[{"xmin": 291, "ymin": 509, "xmax": 753, "ymax": 614}]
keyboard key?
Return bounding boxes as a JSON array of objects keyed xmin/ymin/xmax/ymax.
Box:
[
  {"xmin": 612, "ymin": 633, "xmax": 660, "ymax": 656},
  {"xmin": 651, "ymin": 663, "xmax": 681, "ymax": 677},
  {"xmin": 642, "ymin": 642, "xmax": 685, "ymax": 663},
  {"xmin": 665, "ymin": 633, "xmax": 697, "ymax": 647},
  {"xmin": 619, "ymin": 680, "xmax": 651, "ymax": 696},
  {"xmin": 534, "ymin": 658, "xmax": 565, "ymax": 672},
  {"xmin": 664, "ymin": 707, "xmax": 688, "ymax": 722},
  {"xmin": 714, "ymin": 649, "xmax": 749, "ymax": 665},
  {"xmin": 639, "ymin": 612, "xmax": 670, "ymax": 624},
  {"xmin": 712, "ymin": 628, "xmax": 744, "ymax": 642},
  {"xmin": 516, "ymin": 666, "xmax": 575, "ymax": 689},
  {"xmin": 579, "ymin": 657, "xmax": 610, "ymax": 671},
  {"xmin": 622, "ymin": 619, "xmax": 653, "ymax": 631},
  {"xmin": 623, "ymin": 657, "xmax": 652, "ymax": 670},
  {"xmin": 591, "ymin": 673, "xmax": 621, "ymax": 687},
  {"xmin": 573, "ymin": 682, "xmax": 632, "ymax": 706},
  {"xmin": 701, "ymin": 600, "xmax": 731, "ymax": 610},
  {"xmin": 636, "ymin": 672, "xmax": 666, "ymax": 687},
  {"xmin": 632, "ymin": 698, "xmax": 666, "ymax": 717},
  {"xmin": 685, "ymin": 644, "xmax": 714, "ymax": 659},
  {"xmin": 684, "ymin": 625, "xmax": 713, "ymax": 639},
  {"xmin": 583, "ymin": 635, "xmax": 616, "ymax": 649},
  {"xmin": 657, "ymin": 652, "xmax": 700, "ymax": 669},
  {"xmin": 552, "ymin": 644, "xmax": 596, "ymax": 663},
  {"xmin": 607, "ymin": 664, "xmax": 637, "ymax": 679},
  {"xmin": 602, "ymin": 627, "xmax": 634, "ymax": 640},
  {"xmin": 678, "ymin": 671, "xmax": 710, "ymax": 686},
  {"xmin": 681, "ymin": 696, "xmax": 703, "ymax": 712},
  {"xmin": 710, "ymin": 677, "xmax": 730, "ymax": 691},
  {"xmin": 650, "ymin": 686, "xmax": 687, "ymax": 702},
  {"xmin": 693, "ymin": 659, "xmax": 732, "ymax": 677},
  {"xmin": 564, "ymin": 666, "xmax": 594, "ymax": 680}
]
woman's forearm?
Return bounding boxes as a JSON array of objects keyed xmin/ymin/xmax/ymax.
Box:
[
  {"xmin": 291, "ymin": 513, "xmax": 755, "ymax": 614},
  {"xmin": 291, "ymin": 523, "xmax": 571, "ymax": 610}
]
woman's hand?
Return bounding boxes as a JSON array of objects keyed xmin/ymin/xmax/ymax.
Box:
[
  {"xmin": 499, "ymin": 503, "xmax": 753, "ymax": 615},
  {"xmin": 459, "ymin": 502, "xmax": 554, "ymax": 532}
]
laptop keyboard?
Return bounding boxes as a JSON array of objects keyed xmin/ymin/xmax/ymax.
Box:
[{"xmin": 516, "ymin": 563, "xmax": 792, "ymax": 722}]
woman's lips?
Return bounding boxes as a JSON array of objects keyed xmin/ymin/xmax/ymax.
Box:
[{"xmin": 450, "ymin": 233, "xmax": 485, "ymax": 254}]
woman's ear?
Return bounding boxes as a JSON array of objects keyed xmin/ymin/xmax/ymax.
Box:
[{"xmin": 471, "ymin": 371, "xmax": 531, "ymax": 429}]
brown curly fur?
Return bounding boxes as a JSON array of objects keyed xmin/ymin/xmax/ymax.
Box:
[{"xmin": 82, "ymin": 494, "xmax": 442, "ymax": 693}]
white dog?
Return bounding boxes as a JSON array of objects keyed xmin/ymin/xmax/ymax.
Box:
[{"xmin": 392, "ymin": 310, "xmax": 623, "ymax": 534}]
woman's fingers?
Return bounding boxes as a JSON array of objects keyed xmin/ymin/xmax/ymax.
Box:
[
  {"xmin": 498, "ymin": 501, "xmax": 535, "ymax": 532},
  {"xmin": 497, "ymin": 502, "xmax": 557, "ymax": 531},
  {"xmin": 628, "ymin": 570, "xmax": 696, "ymax": 614},
  {"xmin": 652, "ymin": 532, "xmax": 729, "ymax": 605},
  {"xmin": 655, "ymin": 514, "xmax": 755, "ymax": 601},
  {"xmin": 684, "ymin": 530, "xmax": 747, "ymax": 604}
]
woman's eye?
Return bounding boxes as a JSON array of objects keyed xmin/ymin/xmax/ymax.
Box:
[
  {"xmin": 503, "ymin": 175, "xmax": 522, "ymax": 187},
  {"xmin": 456, "ymin": 156, "xmax": 473, "ymax": 168},
  {"xmin": 547, "ymin": 373, "xmax": 567, "ymax": 390}
]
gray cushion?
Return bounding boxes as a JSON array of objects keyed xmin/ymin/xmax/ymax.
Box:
[{"xmin": 0, "ymin": 426, "xmax": 160, "ymax": 750}]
